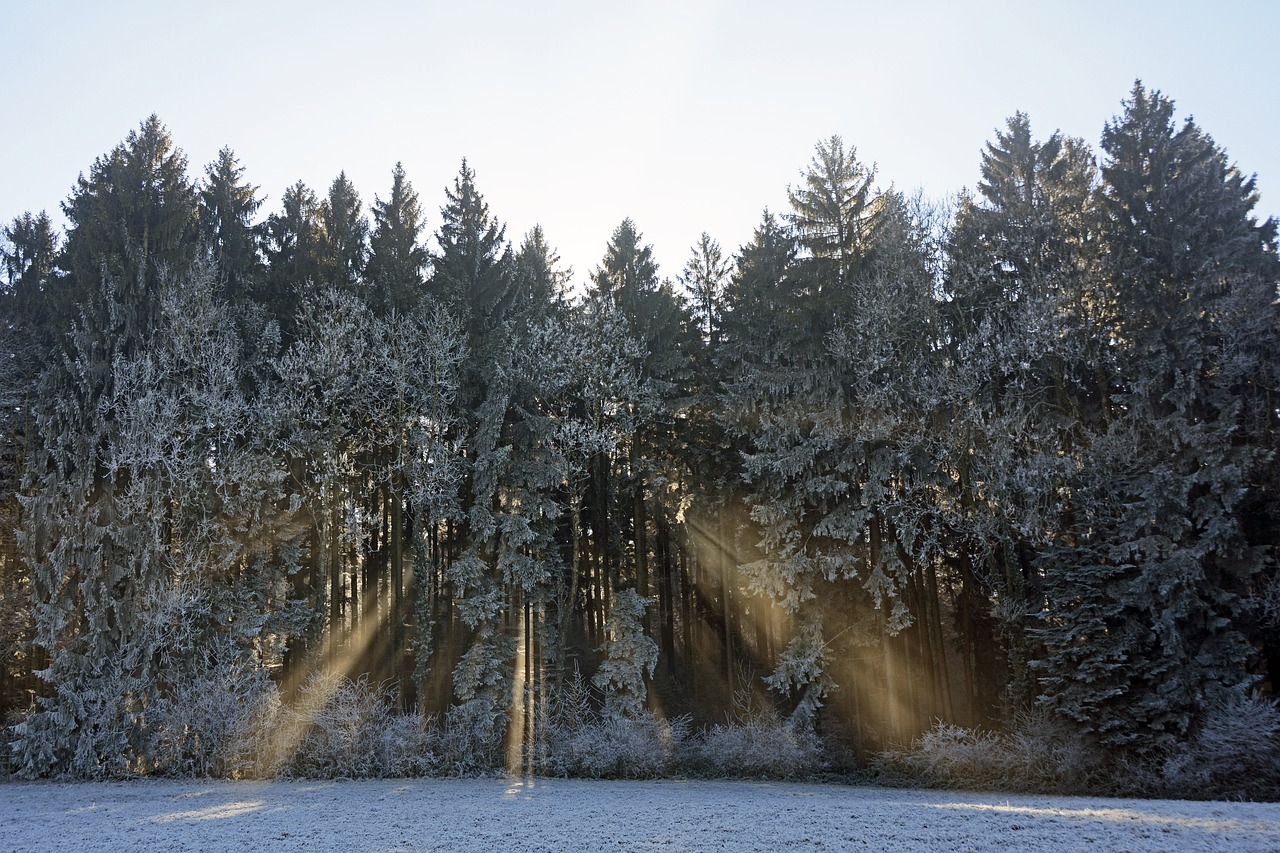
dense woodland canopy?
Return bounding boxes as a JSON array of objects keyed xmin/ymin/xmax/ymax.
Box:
[{"xmin": 1, "ymin": 82, "xmax": 1278, "ymax": 781}]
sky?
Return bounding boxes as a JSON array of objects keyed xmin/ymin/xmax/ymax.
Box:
[{"xmin": 3, "ymin": 0, "xmax": 1278, "ymax": 287}]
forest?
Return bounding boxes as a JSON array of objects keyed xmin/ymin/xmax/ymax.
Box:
[{"xmin": 0, "ymin": 82, "xmax": 1277, "ymax": 793}]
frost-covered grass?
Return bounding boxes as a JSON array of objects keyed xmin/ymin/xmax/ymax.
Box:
[{"xmin": 1, "ymin": 777, "xmax": 1277, "ymax": 852}]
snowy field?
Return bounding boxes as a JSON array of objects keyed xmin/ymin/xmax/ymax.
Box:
[{"xmin": 2, "ymin": 778, "xmax": 1278, "ymax": 852}]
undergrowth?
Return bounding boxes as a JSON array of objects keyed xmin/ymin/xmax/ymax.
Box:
[{"xmin": 10, "ymin": 667, "xmax": 1278, "ymax": 800}]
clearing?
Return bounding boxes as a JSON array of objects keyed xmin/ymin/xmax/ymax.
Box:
[{"xmin": 1, "ymin": 777, "xmax": 1277, "ymax": 851}]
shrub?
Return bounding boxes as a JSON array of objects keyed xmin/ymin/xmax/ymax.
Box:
[
  {"xmin": 435, "ymin": 700, "xmax": 504, "ymax": 776},
  {"xmin": 149, "ymin": 641, "xmax": 280, "ymax": 778},
  {"xmin": 880, "ymin": 712, "xmax": 1102, "ymax": 794},
  {"xmin": 543, "ymin": 713, "xmax": 688, "ymax": 779},
  {"xmin": 1163, "ymin": 693, "xmax": 1280, "ymax": 800},
  {"xmin": 281, "ymin": 672, "xmax": 437, "ymax": 778},
  {"xmin": 689, "ymin": 718, "xmax": 824, "ymax": 779},
  {"xmin": 538, "ymin": 665, "xmax": 687, "ymax": 778}
]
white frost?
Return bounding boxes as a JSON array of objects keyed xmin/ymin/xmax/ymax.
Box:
[{"xmin": 2, "ymin": 778, "xmax": 1277, "ymax": 851}]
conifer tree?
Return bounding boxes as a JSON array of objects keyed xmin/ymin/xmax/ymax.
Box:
[
  {"xmin": 787, "ymin": 134, "xmax": 878, "ymax": 292},
  {"xmin": 198, "ymin": 147, "xmax": 263, "ymax": 303},
  {"xmin": 261, "ymin": 180, "xmax": 323, "ymax": 337},
  {"xmin": 1036, "ymin": 83, "xmax": 1280, "ymax": 751},
  {"xmin": 0, "ymin": 214, "xmax": 53, "ymax": 719},
  {"xmin": 513, "ymin": 225, "xmax": 570, "ymax": 321},
  {"xmin": 680, "ymin": 232, "xmax": 730, "ymax": 345},
  {"xmin": 318, "ymin": 171, "xmax": 369, "ymax": 288},
  {"xmin": 57, "ymin": 114, "xmax": 199, "ymax": 340},
  {"xmin": 431, "ymin": 160, "xmax": 512, "ymax": 344},
  {"xmin": 367, "ymin": 162, "xmax": 428, "ymax": 316},
  {"xmin": 943, "ymin": 114, "xmax": 1100, "ymax": 717}
]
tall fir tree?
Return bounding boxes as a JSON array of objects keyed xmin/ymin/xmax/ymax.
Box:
[
  {"xmin": 318, "ymin": 171, "xmax": 369, "ymax": 289},
  {"xmin": 261, "ymin": 180, "xmax": 323, "ymax": 340},
  {"xmin": 1036, "ymin": 83, "xmax": 1280, "ymax": 751},
  {"xmin": 57, "ymin": 114, "xmax": 199, "ymax": 345},
  {"xmin": 367, "ymin": 162, "xmax": 429, "ymax": 317},
  {"xmin": 198, "ymin": 147, "xmax": 263, "ymax": 304},
  {"xmin": 680, "ymin": 232, "xmax": 730, "ymax": 346},
  {"xmin": 430, "ymin": 160, "xmax": 512, "ymax": 344}
]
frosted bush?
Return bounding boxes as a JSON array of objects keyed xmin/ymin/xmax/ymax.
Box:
[
  {"xmin": 149, "ymin": 644, "xmax": 279, "ymax": 778},
  {"xmin": 538, "ymin": 666, "xmax": 686, "ymax": 778},
  {"xmin": 282, "ymin": 672, "xmax": 436, "ymax": 778},
  {"xmin": 884, "ymin": 713, "xmax": 1101, "ymax": 794},
  {"xmin": 690, "ymin": 718, "xmax": 824, "ymax": 779},
  {"xmin": 1163, "ymin": 693, "xmax": 1280, "ymax": 800},
  {"xmin": 543, "ymin": 713, "xmax": 687, "ymax": 779},
  {"xmin": 436, "ymin": 700, "xmax": 505, "ymax": 775}
]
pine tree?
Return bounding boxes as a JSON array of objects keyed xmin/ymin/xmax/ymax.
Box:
[
  {"xmin": 726, "ymin": 143, "xmax": 946, "ymax": 744},
  {"xmin": 1036, "ymin": 83, "xmax": 1280, "ymax": 752},
  {"xmin": 57, "ymin": 115, "xmax": 199, "ymax": 341},
  {"xmin": 512, "ymin": 225, "xmax": 570, "ymax": 321},
  {"xmin": 1, "ymin": 212, "xmax": 60, "ymax": 337},
  {"xmin": 14, "ymin": 257, "xmax": 280, "ymax": 776},
  {"xmin": 680, "ymin": 232, "xmax": 730, "ymax": 345},
  {"xmin": 594, "ymin": 588, "xmax": 658, "ymax": 719},
  {"xmin": 942, "ymin": 114, "xmax": 1101, "ymax": 718},
  {"xmin": 430, "ymin": 160, "xmax": 512, "ymax": 344},
  {"xmin": 718, "ymin": 210, "xmax": 801, "ymax": 364},
  {"xmin": 367, "ymin": 162, "xmax": 428, "ymax": 317},
  {"xmin": 590, "ymin": 219, "xmax": 692, "ymax": 393},
  {"xmin": 786, "ymin": 135, "xmax": 879, "ymax": 292},
  {"xmin": 318, "ymin": 171, "xmax": 369, "ymax": 288},
  {"xmin": 198, "ymin": 147, "xmax": 263, "ymax": 303},
  {"xmin": 261, "ymin": 180, "xmax": 323, "ymax": 339},
  {"xmin": 0, "ymin": 214, "xmax": 54, "ymax": 719}
]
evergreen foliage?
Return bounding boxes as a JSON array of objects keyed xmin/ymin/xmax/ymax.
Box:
[{"xmin": 4, "ymin": 92, "xmax": 1278, "ymax": 795}]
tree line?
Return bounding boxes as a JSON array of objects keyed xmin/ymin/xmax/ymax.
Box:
[{"xmin": 1, "ymin": 81, "xmax": 1277, "ymax": 778}]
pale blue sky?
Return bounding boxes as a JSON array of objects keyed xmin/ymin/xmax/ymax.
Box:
[{"xmin": 4, "ymin": 0, "xmax": 1278, "ymax": 284}]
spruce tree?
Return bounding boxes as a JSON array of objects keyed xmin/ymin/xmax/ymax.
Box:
[
  {"xmin": 367, "ymin": 162, "xmax": 429, "ymax": 316},
  {"xmin": 318, "ymin": 171, "xmax": 369, "ymax": 289},
  {"xmin": 512, "ymin": 225, "xmax": 570, "ymax": 321},
  {"xmin": 57, "ymin": 114, "xmax": 199, "ymax": 342},
  {"xmin": 786, "ymin": 134, "xmax": 878, "ymax": 292},
  {"xmin": 430, "ymin": 160, "xmax": 512, "ymax": 344},
  {"xmin": 1036, "ymin": 83, "xmax": 1280, "ymax": 751},
  {"xmin": 261, "ymin": 180, "xmax": 323, "ymax": 339},
  {"xmin": 198, "ymin": 147, "xmax": 263, "ymax": 303},
  {"xmin": 680, "ymin": 232, "xmax": 730, "ymax": 346},
  {"xmin": 943, "ymin": 114, "xmax": 1100, "ymax": 717}
]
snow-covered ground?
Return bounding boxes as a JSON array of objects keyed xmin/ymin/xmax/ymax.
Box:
[{"xmin": 2, "ymin": 777, "xmax": 1277, "ymax": 852}]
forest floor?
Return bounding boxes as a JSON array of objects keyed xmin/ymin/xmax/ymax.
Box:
[{"xmin": 1, "ymin": 777, "xmax": 1277, "ymax": 851}]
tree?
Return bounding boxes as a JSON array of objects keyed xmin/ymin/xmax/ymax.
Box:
[
  {"xmin": 941, "ymin": 114, "xmax": 1101, "ymax": 718},
  {"xmin": 718, "ymin": 210, "xmax": 800, "ymax": 362},
  {"xmin": 512, "ymin": 225, "xmax": 570, "ymax": 321},
  {"xmin": 57, "ymin": 114, "xmax": 199, "ymax": 340},
  {"xmin": 680, "ymin": 232, "xmax": 730, "ymax": 345},
  {"xmin": 2, "ymin": 211, "xmax": 59, "ymax": 331},
  {"xmin": 590, "ymin": 219, "xmax": 691, "ymax": 386},
  {"xmin": 198, "ymin": 147, "xmax": 263, "ymax": 303},
  {"xmin": 594, "ymin": 588, "xmax": 658, "ymax": 719},
  {"xmin": 367, "ymin": 162, "xmax": 429, "ymax": 316},
  {"xmin": 0, "ymin": 214, "xmax": 53, "ymax": 719},
  {"xmin": 261, "ymin": 180, "xmax": 323, "ymax": 338},
  {"xmin": 1035, "ymin": 83, "xmax": 1280, "ymax": 752},
  {"xmin": 430, "ymin": 159, "xmax": 512, "ymax": 343},
  {"xmin": 12, "ymin": 257, "xmax": 291, "ymax": 777},
  {"xmin": 786, "ymin": 135, "xmax": 878, "ymax": 290},
  {"xmin": 318, "ymin": 171, "xmax": 369, "ymax": 288}
]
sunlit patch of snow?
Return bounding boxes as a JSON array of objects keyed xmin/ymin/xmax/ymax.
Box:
[
  {"xmin": 926, "ymin": 800, "xmax": 1275, "ymax": 833},
  {"xmin": 150, "ymin": 800, "xmax": 265, "ymax": 823},
  {"xmin": 2, "ymin": 779, "xmax": 1278, "ymax": 852}
]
